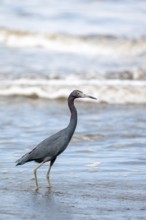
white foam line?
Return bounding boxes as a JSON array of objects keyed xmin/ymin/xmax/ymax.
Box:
[
  {"xmin": 0, "ymin": 29, "xmax": 146, "ymax": 56},
  {"xmin": 0, "ymin": 30, "xmax": 108, "ymax": 56},
  {"xmin": 1, "ymin": 79, "xmax": 146, "ymax": 86},
  {"xmin": 0, "ymin": 79, "xmax": 146, "ymax": 103}
]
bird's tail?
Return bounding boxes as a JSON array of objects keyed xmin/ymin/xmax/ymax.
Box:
[{"xmin": 16, "ymin": 152, "xmax": 31, "ymax": 166}]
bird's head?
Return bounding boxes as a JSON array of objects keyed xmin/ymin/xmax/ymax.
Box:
[{"xmin": 71, "ymin": 90, "xmax": 96, "ymax": 100}]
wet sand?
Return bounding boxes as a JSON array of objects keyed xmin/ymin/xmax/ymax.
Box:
[{"xmin": 0, "ymin": 97, "xmax": 146, "ymax": 219}]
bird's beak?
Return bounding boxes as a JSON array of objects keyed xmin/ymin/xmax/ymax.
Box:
[{"xmin": 83, "ymin": 93, "xmax": 97, "ymax": 100}]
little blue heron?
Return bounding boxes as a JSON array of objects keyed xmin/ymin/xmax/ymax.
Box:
[{"xmin": 16, "ymin": 90, "xmax": 96, "ymax": 190}]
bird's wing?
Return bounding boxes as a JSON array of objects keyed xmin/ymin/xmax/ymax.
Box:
[{"xmin": 29, "ymin": 128, "xmax": 70, "ymax": 162}]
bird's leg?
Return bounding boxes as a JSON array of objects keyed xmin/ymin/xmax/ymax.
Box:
[
  {"xmin": 34, "ymin": 162, "xmax": 44, "ymax": 191},
  {"xmin": 46, "ymin": 158, "xmax": 56, "ymax": 188},
  {"xmin": 46, "ymin": 164, "xmax": 51, "ymax": 188}
]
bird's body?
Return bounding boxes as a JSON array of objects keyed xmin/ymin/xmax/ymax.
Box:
[
  {"xmin": 17, "ymin": 128, "xmax": 73, "ymax": 164},
  {"xmin": 16, "ymin": 90, "xmax": 96, "ymax": 190}
]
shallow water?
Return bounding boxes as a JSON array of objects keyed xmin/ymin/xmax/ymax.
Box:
[
  {"xmin": 0, "ymin": 1, "xmax": 146, "ymax": 218},
  {"xmin": 0, "ymin": 97, "xmax": 146, "ymax": 219}
]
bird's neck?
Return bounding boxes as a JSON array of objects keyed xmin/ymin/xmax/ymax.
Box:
[{"xmin": 67, "ymin": 96, "xmax": 77, "ymax": 133}]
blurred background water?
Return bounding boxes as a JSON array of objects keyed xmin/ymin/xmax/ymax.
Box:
[
  {"xmin": 0, "ymin": 0, "xmax": 146, "ymax": 219},
  {"xmin": 0, "ymin": 0, "xmax": 146, "ymax": 103}
]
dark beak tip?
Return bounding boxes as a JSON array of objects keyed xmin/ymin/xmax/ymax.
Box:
[
  {"xmin": 89, "ymin": 96, "xmax": 97, "ymax": 100},
  {"xmin": 83, "ymin": 94, "xmax": 97, "ymax": 100}
]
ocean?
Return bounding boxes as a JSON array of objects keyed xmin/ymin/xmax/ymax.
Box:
[
  {"xmin": 0, "ymin": 0, "xmax": 146, "ymax": 103},
  {"xmin": 0, "ymin": 0, "xmax": 146, "ymax": 219}
]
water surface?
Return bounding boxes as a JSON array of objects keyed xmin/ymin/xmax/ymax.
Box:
[{"xmin": 0, "ymin": 97, "xmax": 146, "ymax": 219}]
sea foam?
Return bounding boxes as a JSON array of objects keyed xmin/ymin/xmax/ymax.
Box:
[
  {"xmin": 0, "ymin": 29, "xmax": 146, "ymax": 57},
  {"xmin": 0, "ymin": 79, "xmax": 146, "ymax": 104}
]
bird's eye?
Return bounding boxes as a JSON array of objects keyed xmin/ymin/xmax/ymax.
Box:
[{"xmin": 77, "ymin": 92, "xmax": 80, "ymax": 96}]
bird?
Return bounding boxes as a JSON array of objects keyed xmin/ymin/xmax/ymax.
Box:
[{"xmin": 16, "ymin": 90, "xmax": 96, "ymax": 190}]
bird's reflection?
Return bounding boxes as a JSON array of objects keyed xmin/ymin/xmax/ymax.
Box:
[{"xmin": 31, "ymin": 188, "xmax": 73, "ymax": 220}]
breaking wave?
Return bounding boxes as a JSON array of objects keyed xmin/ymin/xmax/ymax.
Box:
[
  {"xmin": 0, "ymin": 79, "xmax": 146, "ymax": 104},
  {"xmin": 0, "ymin": 28, "xmax": 146, "ymax": 56}
]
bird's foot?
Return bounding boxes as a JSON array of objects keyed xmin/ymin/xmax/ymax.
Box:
[
  {"xmin": 47, "ymin": 184, "xmax": 52, "ymax": 189},
  {"xmin": 47, "ymin": 187, "xmax": 51, "ymax": 192},
  {"xmin": 35, "ymin": 186, "xmax": 40, "ymax": 192}
]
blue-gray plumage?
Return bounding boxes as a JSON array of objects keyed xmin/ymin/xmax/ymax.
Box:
[{"xmin": 16, "ymin": 90, "xmax": 96, "ymax": 190}]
